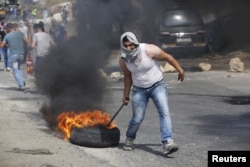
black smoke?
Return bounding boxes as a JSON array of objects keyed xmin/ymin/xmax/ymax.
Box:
[{"xmin": 38, "ymin": 0, "xmax": 142, "ymax": 127}]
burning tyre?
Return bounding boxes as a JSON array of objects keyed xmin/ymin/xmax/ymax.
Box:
[
  {"xmin": 69, "ymin": 126, "xmax": 120, "ymax": 148},
  {"xmin": 57, "ymin": 110, "xmax": 120, "ymax": 148}
]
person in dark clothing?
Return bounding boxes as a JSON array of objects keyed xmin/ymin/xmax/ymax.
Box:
[
  {"xmin": 0, "ymin": 26, "xmax": 10, "ymax": 71},
  {"xmin": 49, "ymin": 19, "xmax": 67, "ymax": 44}
]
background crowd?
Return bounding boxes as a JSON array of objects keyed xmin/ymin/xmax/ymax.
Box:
[{"xmin": 0, "ymin": 3, "xmax": 70, "ymax": 91}]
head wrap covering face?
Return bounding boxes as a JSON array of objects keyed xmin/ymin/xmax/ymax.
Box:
[{"xmin": 120, "ymin": 32, "xmax": 141, "ymax": 64}]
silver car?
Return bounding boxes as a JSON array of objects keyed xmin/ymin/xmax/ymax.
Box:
[{"xmin": 158, "ymin": 8, "xmax": 208, "ymax": 58}]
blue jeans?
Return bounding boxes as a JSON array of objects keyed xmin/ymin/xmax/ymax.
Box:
[
  {"xmin": 126, "ymin": 79, "xmax": 173, "ymax": 143},
  {"xmin": 9, "ymin": 54, "xmax": 25, "ymax": 88}
]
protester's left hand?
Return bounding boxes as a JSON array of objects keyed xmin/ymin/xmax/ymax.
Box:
[{"xmin": 178, "ymin": 71, "xmax": 185, "ymax": 82}]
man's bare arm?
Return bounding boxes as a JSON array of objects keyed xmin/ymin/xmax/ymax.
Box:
[
  {"xmin": 146, "ymin": 44, "xmax": 185, "ymax": 82},
  {"xmin": 31, "ymin": 39, "xmax": 36, "ymax": 48},
  {"xmin": 119, "ymin": 57, "xmax": 132, "ymax": 104},
  {"xmin": 0, "ymin": 41, "xmax": 5, "ymax": 48},
  {"xmin": 24, "ymin": 36, "xmax": 30, "ymax": 47}
]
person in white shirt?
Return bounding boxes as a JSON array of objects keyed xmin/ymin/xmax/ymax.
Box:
[
  {"xmin": 31, "ymin": 23, "xmax": 55, "ymax": 80},
  {"xmin": 119, "ymin": 32, "xmax": 184, "ymax": 155}
]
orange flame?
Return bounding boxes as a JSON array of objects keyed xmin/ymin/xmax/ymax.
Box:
[{"xmin": 57, "ymin": 110, "xmax": 116, "ymax": 139}]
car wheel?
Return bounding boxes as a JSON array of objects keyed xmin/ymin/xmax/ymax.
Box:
[{"xmin": 69, "ymin": 126, "xmax": 120, "ymax": 148}]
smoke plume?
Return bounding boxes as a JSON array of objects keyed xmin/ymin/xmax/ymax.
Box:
[{"xmin": 38, "ymin": 0, "xmax": 142, "ymax": 127}]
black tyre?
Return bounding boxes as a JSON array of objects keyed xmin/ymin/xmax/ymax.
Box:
[{"xmin": 69, "ymin": 126, "xmax": 120, "ymax": 148}]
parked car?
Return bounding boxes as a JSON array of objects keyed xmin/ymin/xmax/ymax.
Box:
[{"xmin": 158, "ymin": 8, "xmax": 208, "ymax": 58}]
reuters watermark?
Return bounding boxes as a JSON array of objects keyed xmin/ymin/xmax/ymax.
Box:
[{"xmin": 208, "ymin": 151, "xmax": 249, "ymax": 167}]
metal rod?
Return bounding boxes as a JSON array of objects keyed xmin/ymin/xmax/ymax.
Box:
[{"xmin": 107, "ymin": 103, "xmax": 125, "ymax": 127}]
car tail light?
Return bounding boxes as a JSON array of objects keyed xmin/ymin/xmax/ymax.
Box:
[
  {"xmin": 197, "ymin": 30, "xmax": 206, "ymax": 35},
  {"xmin": 160, "ymin": 32, "xmax": 170, "ymax": 36}
]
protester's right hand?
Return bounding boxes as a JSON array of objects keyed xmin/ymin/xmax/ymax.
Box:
[{"xmin": 122, "ymin": 97, "xmax": 130, "ymax": 105}]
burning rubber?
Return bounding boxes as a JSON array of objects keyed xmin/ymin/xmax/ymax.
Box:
[
  {"xmin": 69, "ymin": 126, "xmax": 120, "ymax": 148},
  {"xmin": 56, "ymin": 105, "xmax": 125, "ymax": 148}
]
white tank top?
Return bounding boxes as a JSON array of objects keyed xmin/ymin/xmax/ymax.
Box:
[{"xmin": 125, "ymin": 43, "xmax": 163, "ymax": 88}]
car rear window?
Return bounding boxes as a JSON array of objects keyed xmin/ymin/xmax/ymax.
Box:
[{"xmin": 161, "ymin": 10, "xmax": 203, "ymax": 27}]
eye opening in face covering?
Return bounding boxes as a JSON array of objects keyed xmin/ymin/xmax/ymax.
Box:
[{"xmin": 123, "ymin": 43, "xmax": 136, "ymax": 48}]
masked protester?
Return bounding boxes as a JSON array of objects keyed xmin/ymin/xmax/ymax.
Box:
[{"xmin": 119, "ymin": 32, "xmax": 185, "ymax": 155}]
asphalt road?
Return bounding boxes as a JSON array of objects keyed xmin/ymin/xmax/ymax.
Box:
[
  {"xmin": 0, "ymin": 58, "xmax": 249, "ymax": 167},
  {"xmin": 104, "ymin": 69, "xmax": 250, "ymax": 167}
]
